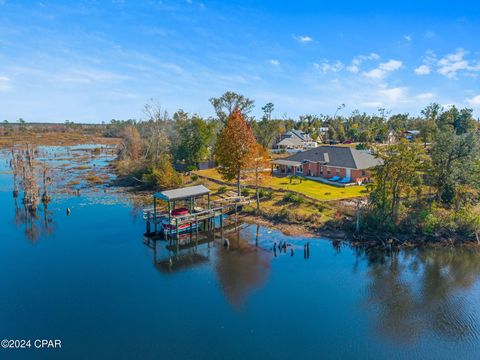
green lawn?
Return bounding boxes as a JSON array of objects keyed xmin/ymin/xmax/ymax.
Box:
[{"xmin": 195, "ymin": 168, "xmax": 368, "ymax": 201}]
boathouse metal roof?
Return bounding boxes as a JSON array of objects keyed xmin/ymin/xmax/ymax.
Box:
[{"xmin": 154, "ymin": 185, "xmax": 210, "ymax": 201}]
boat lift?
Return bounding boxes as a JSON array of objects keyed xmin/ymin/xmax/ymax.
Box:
[{"xmin": 143, "ymin": 185, "xmax": 252, "ymax": 240}]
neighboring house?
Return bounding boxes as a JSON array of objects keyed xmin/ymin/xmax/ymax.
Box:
[
  {"xmin": 404, "ymin": 130, "xmax": 420, "ymax": 141},
  {"xmin": 273, "ymin": 129, "xmax": 317, "ymax": 150},
  {"xmin": 272, "ymin": 145, "xmax": 382, "ymax": 183}
]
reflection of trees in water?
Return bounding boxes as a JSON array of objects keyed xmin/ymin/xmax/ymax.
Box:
[
  {"xmin": 215, "ymin": 224, "xmax": 271, "ymax": 309},
  {"xmin": 13, "ymin": 198, "xmax": 54, "ymax": 243},
  {"xmin": 361, "ymin": 248, "xmax": 480, "ymax": 343}
]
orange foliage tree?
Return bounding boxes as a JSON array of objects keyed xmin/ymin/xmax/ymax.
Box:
[{"xmin": 215, "ymin": 108, "xmax": 257, "ymax": 195}]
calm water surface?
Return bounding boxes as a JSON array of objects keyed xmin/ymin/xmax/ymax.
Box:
[{"xmin": 1, "ymin": 147, "xmax": 480, "ymax": 359}]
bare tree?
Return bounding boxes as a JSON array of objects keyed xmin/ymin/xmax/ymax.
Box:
[{"xmin": 209, "ymin": 91, "xmax": 255, "ymax": 124}]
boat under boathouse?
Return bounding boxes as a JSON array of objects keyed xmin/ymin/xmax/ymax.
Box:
[{"xmin": 143, "ymin": 184, "xmax": 252, "ymax": 239}]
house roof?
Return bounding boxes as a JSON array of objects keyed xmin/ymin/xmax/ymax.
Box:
[
  {"xmin": 290, "ymin": 129, "xmax": 311, "ymax": 141},
  {"xmin": 154, "ymin": 185, "xmax": 210, "ymax": 201},
  {"xmin": 272, "ymin": 159, "xmax": 303, "ymax": 167},
  {"xmin": 276, "ymin": 137, "xmax": 304, "ymax": 147},
  {"xmin": 405, "ymin": 130, "xmax": 420, "ymax": 135},
  {"xmin": 282, "ymin": 129, "xmax": 313, "ymax": 141},
  {"xmin": 275, "ymin": 145, "xmax": 382, "ymax": 169}
]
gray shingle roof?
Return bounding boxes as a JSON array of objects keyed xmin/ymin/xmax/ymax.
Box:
[
  {"xmin": 276, "ymin": 137, "xmax": 304, "ymax": 147},
  {"xmin": 277, "ymin": 146, "xmax": 382, "ymax": 169},
  {"xmin": 272, "ymin": 159, "xmax": 303, "ymax": 166},
  {"xmin": 290, "ymin": 129, "xmax": 312, "ymax": 141}
]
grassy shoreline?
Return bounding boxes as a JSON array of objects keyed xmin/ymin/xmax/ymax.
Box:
[
  {"xmin": 192, "ymin": 169, "xmax": 480, "ymax": 248},
  {"xmin": 3, "ymin": 133, "xmax": 478, "ymax": 248}
]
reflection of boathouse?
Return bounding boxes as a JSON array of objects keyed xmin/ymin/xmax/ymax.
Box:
[
  {"xmin": 144, "ymin": 221, "xmax": 272, "ymax": 309},
  {"xmin": 144, "ymin": 220, "xmax": 250, "ymax": 274},
  {"xmin": 144, "ymin": 233, "xmax": 214, "ymax": 273}
]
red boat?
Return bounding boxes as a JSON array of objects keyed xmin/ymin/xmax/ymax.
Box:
[{"xmin": 162, "ymin": 208, "xmax": 198, "ymax": 234}]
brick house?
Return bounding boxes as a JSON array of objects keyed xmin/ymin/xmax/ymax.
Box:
[{"xmin": 271, "ymin": 145, "xmax": 382, "ymax": 183}]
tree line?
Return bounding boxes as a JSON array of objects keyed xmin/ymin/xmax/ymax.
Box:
[
  {"xmin": 367, "ymin": 104, "xmax": 480, "ymax": 241},
  {"xmin": 111, "ymin": 91, "xmax": 479, "ymax": 167}
]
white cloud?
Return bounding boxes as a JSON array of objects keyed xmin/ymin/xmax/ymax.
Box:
[
  {"xmin": 314, "ymin": 60, "xmax": 343, "ymax": 73},
  {"xmin": 0, "ymin": 76, "xmax": 11, "ymax": 91},
  {"xmin": 380, "ymin": 60, "xmax": 403, "ymax": 71},
  {"xmin": 403, "ymin": 35, "xmax": 412, "ymax": 42},
  {"xmin": 414, "ymin": 64, "xmax": 431, "ymax": 75},
  {"xmin": 346, "ymin": 65, "xmax": 359, "ymax": 73},
  {"xmin": 347, "ymin": 53, "xmax": 379, "ymax": 73},
  {"xmin": 417, "ymin": 92, "xmax": 434, "ymax": 100},
  {"xmin": 424, "ymin": 30, "xmax": 436, "ymax": 39},
  {"xmin": 378, "ymin": 86, "xmax": 408, "ymax": 103},
  {"xmin": 467, "ymin": 95, "xmax": 480, "ymax": 106},
  {"xmin": 293, "ymin": 35, "xmax": 313, "ymax": 43},
  {"xmin": 436, "ymin": 48, "xmax": 480, "ymax": 79},
  {"xmin": 53, "ymin": 68, "xmax": 130, "ymax": 84},
  {"xmin": 363, "ymin": 59, "xmax": 403, "ymax": 79},
  {"xmin": 269, "ymin": 59, "xmax": 280, "ymax": 67}
]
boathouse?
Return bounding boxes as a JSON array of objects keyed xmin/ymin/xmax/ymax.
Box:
[{"xmin": 144, "ymin": 184, "xmax": 252, "ymax": 238}]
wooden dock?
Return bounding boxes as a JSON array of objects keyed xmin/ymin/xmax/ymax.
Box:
[{"xmin": 143, "ymin": 196, "xmax": 253, "ymax": 239}]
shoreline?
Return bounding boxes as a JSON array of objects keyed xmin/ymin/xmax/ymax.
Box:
[
  {"xmin": 241, "ymin": 213, "xmax": 480, "ymax": 249},
  {"xmin": 241, "ymin": 214, "xmax": 347, "ymax": 240},
  {"xmin": 4, "ymin": 137, "xmax": 477, "ymax": 250}
]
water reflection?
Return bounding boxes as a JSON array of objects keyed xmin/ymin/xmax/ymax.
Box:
[
  {"xmin": 4, "ymin": 144, "xmax": 117, "ymax": 243},
  {"xmin": 13, "ymin": 197, "xmax": 54, "ymax": 242},
  {"xmin": 145, "ymin": 233, "xmax": 213, "ymax": 273},
  {"xmin": 360, "ymin": 247, "xmax": 480, "ymax": 343},
  {"xmin": 215, "ymin": 224, "xmax": 271, "ymax": 309},
  {"xmin": 144, "ymin": 223, "xmax": 272, "ymax": 309}
]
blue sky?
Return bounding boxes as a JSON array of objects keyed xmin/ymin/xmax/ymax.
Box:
[{"xmin": 1, "ymin": 0, "xmax": 480, "ymax": 123}]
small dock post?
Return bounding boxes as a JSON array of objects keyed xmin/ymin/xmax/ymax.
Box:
[
  {"xmin": 220, "ymin": 212, "xmax": 224, "ymax": 240},
  {"xmin": 146, "ymin": 211, "xmax": 151, "ymax": 235},
  {"xmin": 212, "ymin": 209, "xmax": 216, "ymax": 240},
  {"xmin": 195, "ymin": 214, "xmax": 199, "ymax": 246},
  {"xmin": 153, "ymin": 197, "xmax": 158, "ymax": 233},
  {"xmin": 175, "ymin": 217, "xmax": 180, "ymax": 252}
]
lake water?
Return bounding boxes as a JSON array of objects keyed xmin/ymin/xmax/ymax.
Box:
[{"xmin": 1, "ymin": 146, "xmax": 480, "ymax": 359}]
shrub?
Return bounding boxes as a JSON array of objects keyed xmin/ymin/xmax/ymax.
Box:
[
  {"xmin": 258, "ymin": 188, "xmax": 274, "ymax": 199},
  {"xmin": 186, "ymin": 165, "xmax": 198, "ymax": 172},
  {"xmin": 241, "ymin": 188, "xmax": 250, "ymax": 197},
  {"xmin": 141, "ymin": 156, "xmax": 183, "ymax": 189},
  {"xmin": 277, "ymin": 208, "xmax": 295, "ymax": 222},
  {"xmin": 218, "ymin": 186, "xmax": 227, "ymax": 194},
  {"xmin": 191, "ymin": 174, "xmax": 199, "ymax": 181},
  {"xmin": 282, "ymin": 191, "xmax": 304, "ymax": 204}
]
